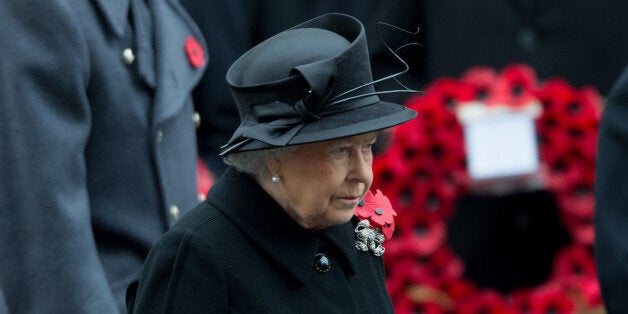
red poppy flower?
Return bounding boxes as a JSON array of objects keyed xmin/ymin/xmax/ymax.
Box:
[
  {"xmin": 355, "ymin": 189, "xmax": 397, "ymax": 240},
  {"xmin": 196, "ymin": 158, "xmax": 215, "ymax": 201},
  {"xmin": 460, "ymin": 67, "xmax": 498, "ymax": 103},
  {"xmin": 372, "ymin": 149, "xmax": 408, "ymax": 188},
  {"xmin": 508, "ymin": 289, "xmax": 533, "ymax": 313},
  {"xmin": 557, "ymin": 180, "xmax": 594, "ymax": 219},
  {"xmin": 423, "ymin": 247, "xmax": 465, "ymax": 283},
  {"xmin": 528, "ymin": 283, "xmax": 574, "ymax": 314},
  {"xmin": 391, "ymin": 118, "xmax": 424, "ymax": 149},
  {"xmin": 184, "ymin": 36, "xmax": 205, "ymax": 68},
  {"xmin": 489, "ymin": 63, "xmax": 538, "ymax": 108},
  {"xmin": 377, "ymin": 176, "xmax": 418, "ymax": 216},
  {"xmin": 385, "ymin": 258, "xmax": 418, "ymax": 297},
  {"xmin": 562, "ymin": 215, "xmax": 595, "ymax": 245},
  {"xmin": 388, "ymin": 217, "xmax": 446, "ymax": 256},
  {"xmin": 412, "ymin": 179, "xmax": 457, "ymax": 220},
  {"xmin": 551, "ymin": 245, "xmax": 596, "ymax": 285},
  {"xmin": 578, "ymin": 276, "xmax": 603, "ymax": 306},
  {"xmin": 537, "ymin": 79, "xmax": 577, "ymax": 117},
  {"xmin": 425, "ymin": 126, "xmax": 465, "ymax": 172},
  {"xmin": 441, "ymin": 280, "xmax": 477, "ymax": 303},
  {"xmin": 540, "ymin": 153, "xmax": 585, "ymax": 193},
  {"xmin": 536, "ymin": 125, "xmax": 569, "ymax": 163},
  {"xmin": 563, "ymin": 123, "xmax": 598, "ymax": 163},
  {"xmin": 407, "ymin": 95, "xmax": 455, "ymax": 129},
  {"xmin": 554, "ymin": 86, "xmax": 601, "ymax": 130}
]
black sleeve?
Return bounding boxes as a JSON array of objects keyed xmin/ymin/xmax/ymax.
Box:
[{"xmin": 594, "ymin": 65, "xmax": 628, "ymax": 313}]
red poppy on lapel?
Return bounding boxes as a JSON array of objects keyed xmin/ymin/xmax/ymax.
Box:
[
  {"xmin": 185, "ymin": 36, "xmax": 205, "ymax": 68},
  {"xmin": 355, "ymin": 189, "xmax": 397, "ymax": 240}
]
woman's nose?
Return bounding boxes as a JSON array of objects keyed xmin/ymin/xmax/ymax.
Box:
[{"xmin": 348, "ymin": 149, "xmax": 372, "ymax": 183}]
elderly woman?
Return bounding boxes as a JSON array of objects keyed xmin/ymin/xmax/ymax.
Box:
[{"xmin": 127, "ymin": 13, "xmax": 417, "ymax": 313}]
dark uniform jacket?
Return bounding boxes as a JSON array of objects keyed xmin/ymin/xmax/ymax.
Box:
[
  {"xmin": 595, "ymin": 65, "xmax": 628, "ymax": 313},
  {"xmin": 128, "ymin": 167, "xmax": 394, "ymax": 313},
  {"xmin": 0, "ymin": 0, "xmax": 206, "ymax": 312}
]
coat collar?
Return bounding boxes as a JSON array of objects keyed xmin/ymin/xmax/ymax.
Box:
[
  {"xmin": 149, "ymin": 0, "xmax": 207, "ymax": 125},
  {"xmin": 207, "ymin": 168, "xmax": 359, "ymax": 286},
  {"xmin": 93, "ymin": 0, "xmax": 131, "ymax": 38}
]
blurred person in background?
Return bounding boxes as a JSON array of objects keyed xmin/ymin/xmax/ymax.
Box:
[{"xmin": 0, "ymin": 0, "xmax": 206, "ymax": 312}]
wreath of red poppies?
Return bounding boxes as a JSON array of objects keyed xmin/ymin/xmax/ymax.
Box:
[{"xmin": 373, "ymin": 64, "xmax": 604, "ymax": 313}]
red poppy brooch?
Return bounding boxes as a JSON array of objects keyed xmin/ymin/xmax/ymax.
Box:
[
  {"xmin": 354, "ymin": 189, "xmax": 397, "ymax": 256},
  {"xmin": 184, "ymin": 36, "xmax": 205, "ymax": 68}
]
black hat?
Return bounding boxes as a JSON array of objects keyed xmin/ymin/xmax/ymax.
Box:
[{"xmin": 220, "ymin": 13, "xmax": 417, "ymax": 156}]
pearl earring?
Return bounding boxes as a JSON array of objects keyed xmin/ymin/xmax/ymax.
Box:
[{"xmin": 272, "ymin": 174, "xmax": 280, "ymax": 184}]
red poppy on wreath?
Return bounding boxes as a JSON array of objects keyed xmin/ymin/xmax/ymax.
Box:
[
  {"xmin": 460, "ymin": 67, "xmax": 498, "ymax": 102},
  {"xmin": 541, "ymin": 153, "xmax": 585, "ymax": 192},
  {"xmin": 372, "ymin": 147, "xmax": 407, "ymax": 185},
  {"xmin": 509, "ymin": 289, "xmax": 533, "ymax": 313},
  {"xmin": 528, "ymin": 283, "xmax": 574, "ymax": 314},
  {"xmin": 420, "ymin": 78, "xmax": 475, "ymax": 113},
  {"xmin": 557, "ymin": 180, "xmax": 594, "ymax": 219},
  {"xmin": 551, "ymin": 245, "xmax": 597, "ymax": 286},
  {"xmin": 412, "ymin": 180, "xmax": 458, "ymax": 221},
  {"xmin": 578, "ymin": 275, "xmax": 604, "ymax": 306},
  {"xmin": 417, "ymin": 246, "xmax": 465, "ymax": 284},
  {"xmin": 184, "ymin": 36, "xmax": 205, "ymax": 68},
  {"xmin": 490, "ymin": 63, "xmax": 538, "ymax": 108},
  {"xmin": 385, "ymin": 259, "xmax": 422, "ymax": 298},
  {"xmin": 442, "ymin": 279, "xmax": 477, "ymax": 304},
  {"xmin": 387, "ymin": 216, "xmax": 447, "ymax": 256},
  {"xmin": 355, "ymin": 189, "xmax": 397, "ymax": 240},
  {"xmin": 537, "ymin": 79, "xmax": 577, "ymax": 117},
  {"xmin": 563, "ymin": 216, "xmax": 595, "ymax": 246}
]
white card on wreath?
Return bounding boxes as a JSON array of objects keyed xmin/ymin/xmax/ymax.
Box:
[{"xmin": 463, "ymin": 112, "xmax": 539, "ymax": 180}]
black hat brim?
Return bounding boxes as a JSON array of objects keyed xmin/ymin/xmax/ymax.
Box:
[{"xmin": 234, "ymin": 100, "xmax": 417, "ymax": 152}]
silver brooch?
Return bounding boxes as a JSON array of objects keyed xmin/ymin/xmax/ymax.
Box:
[{"xmin": 354, "ymin": 220, "xmax": 386, "ymax": 256}]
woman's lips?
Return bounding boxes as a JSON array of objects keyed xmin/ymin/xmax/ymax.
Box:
[{"xmin": 336, "ymin": 196, "xmax": 361, "ymax": 206}]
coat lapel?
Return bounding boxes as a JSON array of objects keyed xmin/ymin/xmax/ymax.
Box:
[
  {"xmin": 92, "ymin": 0, "xmax": 131, "ymax": 38},
  {"xmin": 148, "ymin": 0, "xmax": 207, "ymax": 125}
]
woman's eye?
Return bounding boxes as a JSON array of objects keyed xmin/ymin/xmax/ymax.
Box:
[
  {"xmin": 332, "ymin": 147, "xmax": 349, "ymax": 156},
  {"xmin": 334, "ymin": 147, "xmax": 349, "ymax": 154}
]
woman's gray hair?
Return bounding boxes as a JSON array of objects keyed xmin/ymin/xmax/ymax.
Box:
[{"xmin": 223, "ymin": 146, "xmax": 297, "ymax": 178}]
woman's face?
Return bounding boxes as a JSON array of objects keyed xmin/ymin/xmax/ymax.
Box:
[{"xmin": 271, "ymin": 132, "xmax": 378, "ymax": 231}]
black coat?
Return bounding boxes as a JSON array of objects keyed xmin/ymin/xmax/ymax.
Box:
[
  {"xmin": 128, "ymin": 167, "xmax": 394, "ymax": 313},
  {"xmin": 594, "ymin": 65, "xmax": 628, "ymax": 313}
]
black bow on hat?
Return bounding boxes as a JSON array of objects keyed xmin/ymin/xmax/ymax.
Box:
[{"xmin": 220, "ymin": 13, "xmax": 417, "ymax": 156}]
